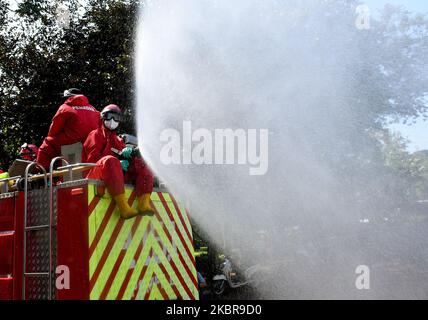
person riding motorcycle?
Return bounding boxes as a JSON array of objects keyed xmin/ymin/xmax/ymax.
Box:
[
  {"xmin": 37, "ymin": 88, "xmax": 100, "ymax": 170},
  {"xmin": 82, "ymin": 104, "xmax": 154, "ymax": 219}
]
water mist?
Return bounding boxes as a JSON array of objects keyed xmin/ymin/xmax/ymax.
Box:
[{"xmin": 135, "ymin": 0, "xmax": 428, "ymax": 299}]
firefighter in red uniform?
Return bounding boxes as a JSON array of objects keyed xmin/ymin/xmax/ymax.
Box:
[
  {"xmin": 37, "ymin": 88, "xmax": 100, "ymax": 170},
  {"xmin": 19, "ymin": 143, "xmax": 39, "ymax": 161},
  {"xmin": 82, "ymin": 104, "xmax": 154, "ymax": 220}
]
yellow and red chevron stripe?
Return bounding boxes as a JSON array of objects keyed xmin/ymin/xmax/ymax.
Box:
[{"xmin": 87, "ymin": 185, "xmax": 199, "ymax": 300}]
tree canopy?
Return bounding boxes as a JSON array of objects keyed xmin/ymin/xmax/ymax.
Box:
[
  {"xmin": 0, "ymin": 0, "xmax": 427, "ymax": 206},
  {"xmin": 0, "ymin": 0, "xmax": 141, "ymax": 166}
]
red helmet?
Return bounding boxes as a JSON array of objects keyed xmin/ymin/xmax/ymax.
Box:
[
  {"xmin": 19, "ymin": 143, "xmax": 38, "ymax": 161},
  {"xmin": 101, "ymin": 104, "xmax": 123, "ymax": 131},
  {"xmin": 101, "ymin": 104, "xmax": 122, "ymax": 120}
]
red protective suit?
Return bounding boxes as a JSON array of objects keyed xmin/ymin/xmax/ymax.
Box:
[
  {"xmin": 37, "ymin": 95, "xmax": 100, "ymax": 169},
  {"xmin": 82, "ymin": 126, "xmax": 153, "ymax": 197}
]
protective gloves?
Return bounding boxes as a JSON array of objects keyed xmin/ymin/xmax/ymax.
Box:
[
  {"xmin": 121, "ymin": 147, "xmax": 133, "ymax": 159},
  {"xmin": 120, "ymin": 160, "xmax": 129, "ymax": 172}
]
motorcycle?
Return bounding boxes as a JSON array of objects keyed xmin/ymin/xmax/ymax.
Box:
[{"xmin": 212, "ymin": 257, "xmax": 267, "ymax": 297}]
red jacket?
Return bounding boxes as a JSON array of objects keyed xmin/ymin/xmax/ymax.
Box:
[
  {"xmin": 82, "ymin": 125, "xmax": 154, "ymax": 196},
  {"xmin": 82, "ymin": 125, "xmax": 126, "ymax": 164},
  {"xmin": 47, "ymin": 95, "xmax": 100, "ymax": 147}
]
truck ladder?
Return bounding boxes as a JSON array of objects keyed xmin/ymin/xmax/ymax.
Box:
[
  {"xmin": 22, "ymin": 157, "xmax": 71, "ymax": 300},
  {"xmin": 22, "ymin": 162, "xmax": 48, "ymax": 300},
  {"xmin": 21, "ymin": 160, "xmax": 100, "ymax": 300}
]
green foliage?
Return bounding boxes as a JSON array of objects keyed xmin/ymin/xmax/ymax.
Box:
[
  {"xmin": 0, "ymin": 0, "xmax": 141, "ymax": 168},
  {"xmin": 0, "ymin": 1, "xmax": 8, "ymax": 26},
  {"xmin": 377, "ymin": 130, "xmax": 428, "ymax": 201},
  {"xmin": 0, "ymin": 0, "xmax": 427, "ymax": 212},
  {"xmin": 15, "ymin": 0, "xmax": 46, "ymax": 20}
]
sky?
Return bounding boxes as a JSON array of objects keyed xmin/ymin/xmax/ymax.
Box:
[
  {"xmin": 365, "ymin": 0, "xmax": 428, "ymax": 14},
  {"xmin": 364, "ymin": 0, "xmax": 428, "ymax": 152}
]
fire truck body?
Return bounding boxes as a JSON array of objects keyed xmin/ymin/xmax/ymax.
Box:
[{"xmin": 0, "ymin": 167, "xmax": 198, "ymax": 300}]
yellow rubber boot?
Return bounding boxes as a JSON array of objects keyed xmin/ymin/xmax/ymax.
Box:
[
  {"xmin": 138, "ymin": 193, "xmax": 155, "ymax": 217},
  {"xmin": 114, "ymin": 194, "xmax": 139, "ymax": 220}
]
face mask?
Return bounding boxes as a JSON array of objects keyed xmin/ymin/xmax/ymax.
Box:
[{"xmin": 104, "ymin": 119, "xmax": 119, "ymax": 131}]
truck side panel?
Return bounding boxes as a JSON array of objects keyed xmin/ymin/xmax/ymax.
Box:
[
  {"xmin": 1, "ymin": 180, "xmax": 198, "ymax": 300},
  {"xmin": 87, "ymin": 185, "xmax": 198, "ymax": 300},
  {"xmin": 57, "ymin": 184, "xmax": 90, "ymax": 300}
]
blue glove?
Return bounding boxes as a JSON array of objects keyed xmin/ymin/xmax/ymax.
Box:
[
  {"xmin": 121, "ymin": 147, "xmax": 133, "ymax": 159},
  {"xmin": 120, "ymin": 160, "xmax": 129, "ymax": 172}
]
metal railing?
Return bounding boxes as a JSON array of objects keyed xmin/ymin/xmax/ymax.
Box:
[
  {"xmin": 57, "ymin": 162, "xmax": 97, "ymax": 173},
  {"xmin": 47, "ymin": 157, "xmax": 71, "ymax": 300},
  {"xmin": 22, "ymin": 162, "xmax": 47, "ymax": 300},
  {"xmin": 22, "ymin": 159, "xmax": 97, "ymax": 300},
  {"xmin": 0, "ymin": 176, "xmax": 21, "ymax": 194}
]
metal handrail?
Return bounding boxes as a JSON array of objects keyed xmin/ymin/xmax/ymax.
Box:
[
  {"xmin": 25, "ymin": 225, "xmax": 50, "ymax": 231},
  {"xmin": 57, "ymin": 163, "xmax": 97, "ymax": 171},
  {"xmin": 23, "ymin": 162, "xmax": 47, "ymax": 301},
  {"xmin": 0, "ymin": 176, "xmax": 20, "ymax": 194},
  {"xmin": 21, "ymin": 161, "xmax": 97, "ymax": 300},
  {"xmin": 24, "ymin": 272, "xmax": 50, "ymax": 277},
  {"xmin": 48, "ymin": 157, "xmax": 70, "ymax": 300},
  {"xmin": 0, "ymin": 175, "xmax": 21, "ymax": 182}
]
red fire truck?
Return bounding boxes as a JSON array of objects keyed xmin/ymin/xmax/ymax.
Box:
[{"xmin": 0, "ymin": 157, "xmax": 198, "ymax": 300}]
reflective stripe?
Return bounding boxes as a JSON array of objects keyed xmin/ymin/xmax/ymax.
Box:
[
  {"xmin": 87, "ymin": 185, "xmax": 198, "ymax": 300},
  {"xmin": 155, "ymin": 195, "xmax": 197, "ymax": 287},
  {"xmin": 122, "ymin": 236, "xmax": 154, "ymax": 300},
  {"xmin": 105, "ymin": 218, "xmax": 150, "ymax": 300},
  {"xmin": 162, "ymin": 194, "xmax": 195, "ymax": 262}
]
